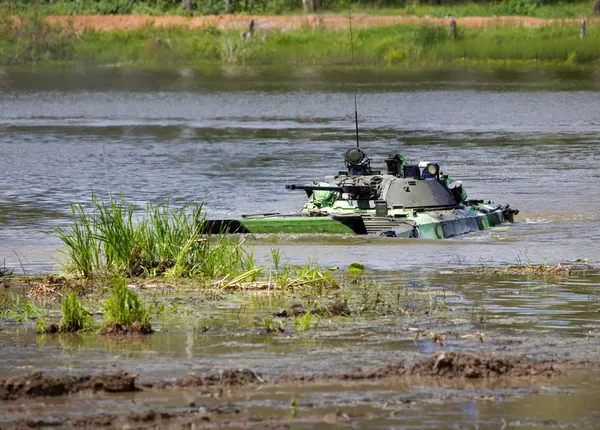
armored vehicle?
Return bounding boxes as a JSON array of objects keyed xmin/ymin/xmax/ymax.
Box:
[{"xmin": 207, "ymin": 147, "xmax": 518, "ymax": 239}]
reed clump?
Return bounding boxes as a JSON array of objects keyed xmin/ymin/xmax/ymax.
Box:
[{"xmin": 55, "ymin": 195, "xmax": 253, "ymax": 279}]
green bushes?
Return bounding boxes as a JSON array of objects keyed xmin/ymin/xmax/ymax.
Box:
[
  {"xmin": 6, "ymin": 0, "xmax": 595, "ymax": 18},
  {"xmin": 0, "ymin": 11, "xmax": 76, "ymax": 64}
]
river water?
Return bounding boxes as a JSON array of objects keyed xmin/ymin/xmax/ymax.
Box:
[
  {"xmin": 1, "ymin": 66, "xmax": 599, "ymax": 273},
  {"xmin": 1, "ymin": 65, "xmax": 600, "ymax": 428}
]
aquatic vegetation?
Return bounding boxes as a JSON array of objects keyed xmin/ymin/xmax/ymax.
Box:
[
  {"xmin": 284, "ymin": 260, "xmax": 340, "ymax": 293},
  {"xmin": 347, "ymin": 262, "xmax": 365, "ymax": 279},
  {"xmin": 293, "ymin": 311, "xmax": 320, "ymax": 333},
  {"xmin": 103, "ymin": 277, "xmax": 151, "ymax": 332},
  {"xmin": 260, "ymin": 316, "xmax": 285, "ymax": 333},
  {"xmin": 0, "ymin": 260, "xmax": 13, "ymax": 277},
  {"xmin": 55, "ymin": 195, "xmax": 256, "ymax": 279},
  {"xmin": 0, "ymin": 293, "xmax": 45, "ymax": 323},
  {"xmin": 59, "ymin": 292, "xmax": 93, "ymax": 332}
]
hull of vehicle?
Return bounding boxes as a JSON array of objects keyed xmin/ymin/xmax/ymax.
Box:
[{"xmin": 206, "ymin": 204, "xmax": 510, "ymax": 239}]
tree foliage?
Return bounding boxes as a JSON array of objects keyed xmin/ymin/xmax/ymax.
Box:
[{"xmin": 6, "ymin": 0, "xmax": 595, "ymax": 16}]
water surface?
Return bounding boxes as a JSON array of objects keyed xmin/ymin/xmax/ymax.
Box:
[{"xmin": 0, "ymin": 66, "xmax": 599, "ymax": 273}]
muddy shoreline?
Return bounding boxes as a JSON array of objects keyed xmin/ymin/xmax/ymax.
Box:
[
  {"xmin": 0, "ymin": 351, "xmax": 572, "ymax": 429},
  {"xmin": 1, "ymin": 264, "xmax": 598, "ymax": 429}
]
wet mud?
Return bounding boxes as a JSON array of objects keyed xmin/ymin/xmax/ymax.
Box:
[
  {"xmin": 0, "ymin": 268, "xmax": 598, "ymax": 429},
  {"xmin": 100, "ymin": 321, "xmax": 154, "ymax": 335},
  {"xmin": 448, "ymin": 262, "xmax": 597, "ymax": 277},
  {"xmin": 273, "ymin": 300, "xmax": 351, "ymax": 318},
  {"xmin": 277, "ymin": 352, "xmax": 561, "ymax": 384},
  {"xmin": 0, "ymin": 369, "xmax": 137, "ymax": 400},
  {"xmin": 0, "ymin": 352, "xmax": 569, "ymax": 429}
]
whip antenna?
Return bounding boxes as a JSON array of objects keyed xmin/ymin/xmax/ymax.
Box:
[{"xmin": 348, "ymin": 10, "xmax": 360, "ymax": 148}]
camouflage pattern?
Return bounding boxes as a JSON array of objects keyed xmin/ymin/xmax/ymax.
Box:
[{"xmin": 207, "ymin": 149, "xmax": 518, "ymax": 238}]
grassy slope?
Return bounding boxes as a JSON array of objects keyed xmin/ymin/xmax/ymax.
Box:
[
  {"xmin": 1, "ymin": 8, "xmax": 600, "ymax": 67},
  {"xmin": 49, "ymin": 24, "xmax": 600, "ymax": 67}
]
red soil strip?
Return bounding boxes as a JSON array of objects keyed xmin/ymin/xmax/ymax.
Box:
[{"xmin": 45, "ymin": 14, "xmax": 600, "ymax": 33}]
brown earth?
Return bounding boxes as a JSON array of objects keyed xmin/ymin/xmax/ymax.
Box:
[
  {"xmin": 276, "ymin": 351, "xmax": 561, "ymax": 383},
  {"xmin": 0, "ymin": 369, "xmax": 138, "ymax": 401},
  {"xmin": 44, "ymin": 14, "xmax": 600, "ymax": 33},
  {"xmin": 0, "ymin": 353, "xmax": 568, "ymax": 429},
  {"xmin": 100, "ymin": 321, "xmax": 154, "ymax": 335},
  {"xmin": 0, "ymin": 352, "xmax": 559, "ymax": 402}
]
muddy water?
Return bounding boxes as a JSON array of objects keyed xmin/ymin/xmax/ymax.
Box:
[
  {"xmin": 1, "ymin": 66, "xmax": 600, "ymax": 428},
  {"xmin": 0, "ymin": 270, "xmax": 599, "ymax": 428},
  {"xmin": 1, "ymin": 67, "xmax": 600, "ymax": 273}
]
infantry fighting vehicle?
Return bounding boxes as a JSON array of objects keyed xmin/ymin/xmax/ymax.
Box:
[{"xmin": 206, "ymin": 147, "xmax": 518, "ymax": 239}]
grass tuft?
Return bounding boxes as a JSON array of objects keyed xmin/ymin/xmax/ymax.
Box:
[
  {"xmin": 103, "ymin": 277, "xmax": 151, "ymax": 330},
  {"xmin": 54, "ymin": 194, "xmax": 255, "ymax": 279},
  {"xmin": 59, "ymin": 291, "xmax": 93, "ymax": 332}
]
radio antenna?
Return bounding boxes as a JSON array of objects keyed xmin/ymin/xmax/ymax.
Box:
[{"xmin": 348, "ymin": 10, "xmax": 360, "ymax": 148}]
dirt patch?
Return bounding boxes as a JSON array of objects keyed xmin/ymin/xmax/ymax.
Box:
[
  {"xmin": 0, "ymin": 353, "xmax": 565, "ymax": 402},
  {"xmin": 5, "ymin": 408, "xmax": 360, "ymax": 430},
  {"xmin": 100, "ymin": 321, "xmax": 154, "ymax": 335},
  {"xmin": 0, "ymin": 371, "xmax": 71, "ymax": 400},
  {"xmin": 81, "ymin": 369, "xmax": 138, "ymax": 393},
  {"xmin": 149, "ymin": 368, "xmax": 264, "ymax": 391},
  {"xmin": 410, "ymin": 352, "xmax": 559, "ymax": 378},
  {"xmin": 0, "ymin": 369, "xmax": 138, "ymax": 400},
  {"xmin": 44, "ymin": 14, "xmax": 600, "ymax": 33},
  {"xmin": 273, "ymin": 300, "xmax": 351, "ymax": 318},
  {"xmin": 276, "ymin": 352, "xmax": 561, "ymax": 383}
]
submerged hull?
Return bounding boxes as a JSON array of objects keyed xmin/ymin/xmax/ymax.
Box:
[{"xmin": 207, "ymin": 204, "xmax": 513, "ymax": 239}]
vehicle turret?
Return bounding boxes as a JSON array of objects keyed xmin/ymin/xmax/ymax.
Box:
[{"xmin": 287, "ymin": 148, "xmax": 465, "ymax": 213}]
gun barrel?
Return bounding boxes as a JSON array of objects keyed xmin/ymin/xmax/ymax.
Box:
[
  {"xmin": 285, "ymin": 184, "xmax": 370, "ymax": 194},
  {"xmin": 285, "ymin": 185, "xmax": 344, "ymax": 192}
]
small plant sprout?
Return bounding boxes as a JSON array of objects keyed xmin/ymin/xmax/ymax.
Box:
[
  {"xmin": 103, "ymin": 277, "xmax": 151, "ymax": 333},
  {"xmin": 294, "ymin": 312, "xmax": 320, "ymax": 333},
  {"xmin": 261, "ymin": 316, "xmax": 285, "ymax": 333},
  {"xmin": 59, "ymin": 291, "xmax": 93, "ymax": 332},
  {"xmin": 271, "ymin": 247, "xmax": 282, "ymax": 274}
]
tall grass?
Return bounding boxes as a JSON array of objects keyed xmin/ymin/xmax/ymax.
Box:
[
  {"xmin": 0, "ymin": 8, "xmax": 76, "ymax": 65},
  {"xmin": 3, "ymin": 13, "xmax": 600, "ymax": 66},
  {"xmin": 63, "ymin": 24, "xmax": 600, "ymax": 66},
  {"xmin": 55, "ymin": 195, "xmax": 255, "ymax": 279}
]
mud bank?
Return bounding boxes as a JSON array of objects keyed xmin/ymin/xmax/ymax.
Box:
[
  {"xmin": 0, "ymin": 369, "xmax": 137, "ymax": 401},
  {"xmin": 277, "ymin": 351, "xmax": 561, "ymax": 383},
  {"xmin": 1, "ymin": 352, "xmax": 568, "ymax": 429},
  {"xmin": 0, "ymin": 352, "xmax": 563, "ymax": 401}
]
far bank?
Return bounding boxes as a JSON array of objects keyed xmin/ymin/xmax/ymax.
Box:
[{"xmin": 2, "ymin": 14, "xmax": 600, "ymax": 67}]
